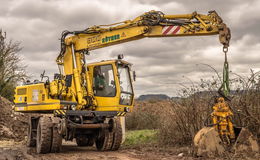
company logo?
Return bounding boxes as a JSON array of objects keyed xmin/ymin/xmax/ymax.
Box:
[
  {"xmin": 87, "ymin": 35, "xmax": 101, "ymax": 44},
  {"xmin": 102, "ymin": 34, "xmax": 120, "ymax": 43}
]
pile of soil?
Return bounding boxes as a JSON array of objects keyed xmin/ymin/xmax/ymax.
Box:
[{"xmin": 0, "ymin": 96, "xmax": 28, "ymax": 142}]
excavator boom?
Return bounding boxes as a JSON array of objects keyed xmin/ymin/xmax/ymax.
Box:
[{"xmin": 57, "ymin": 10, "xmax": 230, "ymax": 63}]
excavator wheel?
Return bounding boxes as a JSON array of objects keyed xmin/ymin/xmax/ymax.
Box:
[
  {"xmin": 76, "ymin": 135, "xmax": 95, "ymax": 147},
  {"xmin": 27, "ymin": 116, "xmax": 37, "ymax": 147},
  {"xmin": 36, "ymin": 116, "xmax": 52, "ymax": 154},
  {"xmin": 50, "ymin": 121, "xmax": 62, "ymax": 153},
  {"xmin": 95, "ymin": 118, "xmax": 123, "ymax": 151},
  {"xmin": 111, "ymin": 118, "xmax": 123, "ymax": 151},
  {"xmin": 95, "ymin": 129, "xmax": 114, "ymax": 151},
  {"xmin": 194, "ymin": 127, "xmax": 259, "ymax": 157}
]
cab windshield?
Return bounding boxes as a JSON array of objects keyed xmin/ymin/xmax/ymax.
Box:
[
  {"xmin": 118, "ymin": 64, "xmax": 133, "ymax": 105},
  {"xmin": 93, "ymin": 65, "xmax": 116, "ymax": 97}
]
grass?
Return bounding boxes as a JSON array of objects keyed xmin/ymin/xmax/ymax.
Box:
[{"xmin": 123, "ymin": 129, "xmax": 157, "ymax": 146}]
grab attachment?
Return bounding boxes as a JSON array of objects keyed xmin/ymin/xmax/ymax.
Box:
[{"xmin": 212, "ymin": 46, "xmax": 235, "ymax": 144}]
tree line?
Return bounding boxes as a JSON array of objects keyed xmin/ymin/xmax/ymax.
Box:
[{"xmin": 0, "ymin": 30, "xmax": 27, "ymax": 101}]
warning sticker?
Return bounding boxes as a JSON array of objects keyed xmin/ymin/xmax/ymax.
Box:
[{"xmin": 32, "ymin": 90, "xmax": 39, "ymax": 101}]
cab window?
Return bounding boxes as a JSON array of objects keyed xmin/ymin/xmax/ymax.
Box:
[
  {"xmin": 93, "ymin": 65, "xmax": 116, "ymax": 97},
  {"xmin": 118, "ymin": 64, "xmax": 133, "ymax": 105}
]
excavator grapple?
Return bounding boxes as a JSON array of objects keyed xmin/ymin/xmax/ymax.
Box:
[
  {"xmin": 194, "ymin": 97, "xmax": 259, "ymax": 157},
  {"xmin": 194, "ymin": 45, "xmax": 258, "ymax": 157}
]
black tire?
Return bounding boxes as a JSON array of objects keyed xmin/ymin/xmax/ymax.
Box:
[
  {"xmin": 95, "ymin": 118, "xmax": 123, "ymax": 151},
  {"xmin": 76, "ymin": 135, "xmax": 95, "ymax": 147},
  {"xmin": 50, "ymin": 123, "xmax": 62, "ymax": 153},
  {"xmin": 27, "ymin": 118, "xmax": 36, "ymax": 147},
  {"xmin": 95, "ymin": 130, "xmax": 113, "ymax": 151},
  {"xmin": 36, "ymin": 117, "xmax": 52, "ymax": 154},
  {"xmin": 111, "ymin": 118, "xmax": 122, "ymax": 151}
]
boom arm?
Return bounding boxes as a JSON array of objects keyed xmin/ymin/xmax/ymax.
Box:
[
  {"xmin": 56, "ymin": 10, "xmax": 231, "ymax": 106},
  {"xmin": 57, "ymin": 10, "xmax": 230, "ymax": 63}
]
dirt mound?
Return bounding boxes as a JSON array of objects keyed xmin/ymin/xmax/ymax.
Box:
[{"xmin": 0, "ymin": 96, "xmax": 28, "ymax": 142}]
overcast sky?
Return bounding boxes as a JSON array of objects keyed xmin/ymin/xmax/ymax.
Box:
[{"xmin": 1, "ymin": 0, "xmax": 260, "ymax": 97}]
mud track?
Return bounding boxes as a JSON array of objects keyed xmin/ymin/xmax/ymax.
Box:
[{"xmin": 0, "ymin": 141, "xmax": 192, "ymax": 160}]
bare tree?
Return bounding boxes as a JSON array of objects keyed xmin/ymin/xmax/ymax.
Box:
[{"xmin": 0, "ymin": 30, "xmax": 27, "ymax": 100}]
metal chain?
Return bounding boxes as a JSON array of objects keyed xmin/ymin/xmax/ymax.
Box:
[{"xmin": 218, "ymin": 46, "xmax": 230, "ymax": 100}]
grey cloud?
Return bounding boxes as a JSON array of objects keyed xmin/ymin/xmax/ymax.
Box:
[
  {"xmin": 138, "ymin": 0, "xmax": 260, "ymax": 41},
  {"xmin": 1, "ymin": 0, "xmax": 259, "ymax": 97},
  {"xmin": 8, "ymin": 1, "xmax": 57, "ymax": 19}
]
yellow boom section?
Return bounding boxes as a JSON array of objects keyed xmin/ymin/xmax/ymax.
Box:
[{"xmin": 57, "ymin": 10, "xmax": 230, "ymax": 63}]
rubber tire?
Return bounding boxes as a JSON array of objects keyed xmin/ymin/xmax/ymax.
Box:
[
  {"xmin": 27, "ymin": 119, "xmax": 36, "ymax": 147},
  {"xmin": 76, "ymin": 135, "xmax": 95, "ymax": 147},
  {"xmin": 95, "ymin": 118, "xmax": 122, "ymax": 151},
  {"xmin": 95, "ymin": 130, "xmax": 113, "ymax": 151},
  {"xmin": 111, "ymin": 118, "xmax": 122, "ymax": 151},
  {"xmin": 50, "ymin": 124, "xmax": 62, "ymax": 152},
  {"xmin": 36, "ymin": 117, "xmax": 52, "ymax": 154}
]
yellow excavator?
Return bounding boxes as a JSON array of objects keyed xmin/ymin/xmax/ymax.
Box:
[{"xmin": 13, "ymin": 10, "xmax": 258, "ymax": 155}]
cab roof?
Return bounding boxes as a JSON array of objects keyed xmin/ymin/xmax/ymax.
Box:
[{"xmin": 87, "ymin": 59, "xmax": 132, "ymax": 67}]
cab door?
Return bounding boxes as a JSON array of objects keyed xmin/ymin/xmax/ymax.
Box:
[{"xmin": 91, "ymin": 63, "xmax": 121, "ymax": 111}]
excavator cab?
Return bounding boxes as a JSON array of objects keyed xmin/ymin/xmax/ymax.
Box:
[{"xmin": 87, "ymin": 59, "xmax": 134, "ymax": 113}]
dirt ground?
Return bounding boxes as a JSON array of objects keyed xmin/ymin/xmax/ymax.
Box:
[
  {"xmin": 0, "ymin": 97, "xmax": 259, "ymax": 160},
  {"xmin": 1, "ymin": 140, "xmax": 260, "ymax": 160},
  {"xmin": 0, "ymin": 96, "xmax": 190, "ymax": 160},
  {"xmin": 0, "ymin": 97, "xmax": 28, "ymax": 142},
  {"xmin": 0, "ymin": 140, "xmax": 194, "ymax": 160}
]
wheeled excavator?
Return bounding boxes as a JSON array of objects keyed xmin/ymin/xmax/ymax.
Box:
[{"xmin": 13, "ymin": 10, "xmax": 258, "ymax": 155}]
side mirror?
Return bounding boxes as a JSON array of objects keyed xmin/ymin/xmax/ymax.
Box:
[{"xmin": 133, "ymin": 71, "xmax": 136, "ymax": 81}]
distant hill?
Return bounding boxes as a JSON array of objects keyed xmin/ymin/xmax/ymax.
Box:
[
  {"xmin": 137, "ymin": 94, "xmax": 170, "ymax": 101},
  {"xmin": 136, "ymin": 90, "xmax": 247, "ymax": 101}
]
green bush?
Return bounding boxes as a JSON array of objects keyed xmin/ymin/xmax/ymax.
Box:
[
  {"xmin": 123, "ymin": 129, "xmax": 157, "ymax": 146},
  {"xmin": 127, "ymin": 72, "xmax": 260, "ymax": 146}
]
